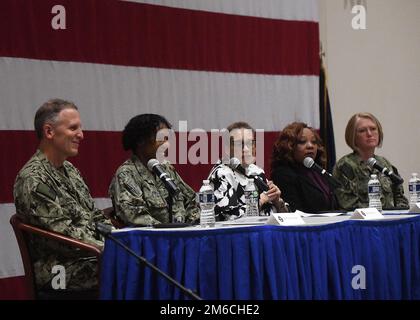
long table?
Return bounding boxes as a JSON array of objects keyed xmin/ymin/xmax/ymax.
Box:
[{"xmin": 100, "ymin": 213, "xmax": 420, "ymax": 300}]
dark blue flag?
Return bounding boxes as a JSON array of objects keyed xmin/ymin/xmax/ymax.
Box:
[{"xmin": 319, "ymin": 58, "xmax": 336, "ymax": 172}]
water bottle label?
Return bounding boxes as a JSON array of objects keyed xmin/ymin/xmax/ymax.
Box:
[
  {"xmin": 368, "ymin": 186, "xmax": 380, "ymax": 193},
  {"xmin": 198, "ymin": 193, "xmax": 215, "ymax": 203},
  {"xmin": 245, "ymin": 190, "xmax": 259, "ymax": 198},
  {"xmin": 409, "ymin": 184, "xmax": 420, "ymax": 192}
]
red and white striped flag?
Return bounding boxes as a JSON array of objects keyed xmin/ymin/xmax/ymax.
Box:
[{"xmin": 0, "ymin": 0, "xmax": 320, "ymax": 298}]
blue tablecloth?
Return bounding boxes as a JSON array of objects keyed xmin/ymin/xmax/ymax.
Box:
[{"xmin": 100, "ymin": 216, "xmax": 420, "ymax": 300}]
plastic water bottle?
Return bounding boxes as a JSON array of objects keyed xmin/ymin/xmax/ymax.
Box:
[
  {"xmin": 198, "ymin": 180, "xmax": 216, "ymax": 228},
  {"xmin": 368, "ymin": 174, "xmax": 382, "ymax": 212},
  {"xmin": 244, "ymin": 178, "xmax": 259, "ymax": 216},
  {"xmin": 408, "ymin": 173, "xmax": 420, "ymax": 207}
]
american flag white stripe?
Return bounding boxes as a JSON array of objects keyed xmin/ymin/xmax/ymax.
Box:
[
  {"xmin": 0, "ymin": 57, "xmax": 319, "ymax": 131},
  {"xmin": 125, "ymin": 0, "xmax": 319, "ymax": 21}
]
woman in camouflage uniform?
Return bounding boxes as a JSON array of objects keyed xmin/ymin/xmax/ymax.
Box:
[
  {"xmin": 109, "ymin": 114, "xmax": 199, "ymax": 226},
  {"xmin": 333, "ymin": 112, "xmax": 408, "ymax": 211}
]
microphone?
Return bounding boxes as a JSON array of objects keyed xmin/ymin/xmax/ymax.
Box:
[
  {"xmin": 229, "ymin": 157, "xmax": 247, "ymax": 175},
  {"xmin": 253, "ymin": 175, "xmax": 269, "ymax": 192},
  {"xmin": 303, "ymin": 157, "xmax": 332, "ymax": 177},
  {"xmin": 367, "ymin": 158, "xmax": 404, "ymax": 185},
  {"xmin": 229, "ymin": 157, "xmax": 269, "ymax": 192},
  {"xmin": 303, "ymin": 157, "xmax": 342, "ymax": 188},
  {"xmin": 147, "ymin": 159, "xmax": 179, "ymax": 196}
]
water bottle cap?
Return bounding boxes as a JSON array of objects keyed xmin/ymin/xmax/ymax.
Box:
[
  {"xmin": 203, "ymin": 180, "xmax": 210, "ymax": 184},
  {"xmin": 412, "ymin": 173, "xmax": 418, "ymax": 177},
  {"xmin": 370, "ymin": 174, "xmax": 377, "ymax": 179}
]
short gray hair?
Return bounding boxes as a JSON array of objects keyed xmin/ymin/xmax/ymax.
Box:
[{"xmin": 34, "ymin": 99, "xmax": 78, "ymax": 139}]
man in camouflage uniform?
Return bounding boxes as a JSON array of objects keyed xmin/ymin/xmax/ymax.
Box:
[
  {"xmin": 13, "ymin": 99, "xmax": 109, "ymax": 292},
  {"xmin": 109, "ymin": 114, "xmax": 199, "ymax": 226},
  {"xmin": 333, "ymin": 153, "xmax": 408, "ymax": 211}
]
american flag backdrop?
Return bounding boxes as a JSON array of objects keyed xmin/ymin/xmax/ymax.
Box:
[{"xmin": 0, "ymin": 0, "xmax": 320, "ymax": 298}]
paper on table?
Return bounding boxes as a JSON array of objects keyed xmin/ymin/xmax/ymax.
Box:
[{"xmin": 218, "ymin": 216, "xmax": 269, "ymax": 225}]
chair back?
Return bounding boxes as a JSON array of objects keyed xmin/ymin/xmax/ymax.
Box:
[
  {"xmin": 9, "ymin": 214, "xmax": 102, "ymax": 299},
  {"xmin": 10, "ymin": 214, "xmax": 36, "ymax": 299}
]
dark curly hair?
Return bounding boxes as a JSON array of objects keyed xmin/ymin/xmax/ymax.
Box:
[
  {"xmin": 122, "ymin": 114, "xmax": 172, "ymax": 152},
  {"xmin": 271, "ymin": 122, "xmax": 326, "ymax": 169}
]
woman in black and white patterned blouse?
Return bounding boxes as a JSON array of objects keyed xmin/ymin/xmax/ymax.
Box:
[{"xmin": 208, "ymin": 121, "xmax": 288, "ymax": 221}]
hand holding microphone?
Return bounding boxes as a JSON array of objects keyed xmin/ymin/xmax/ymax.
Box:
[
  {"xmin": 262, "ymin": 180, "xmax": 281, "ymax": 202},
  {"xmin": 229, "ymin": 157, "xmax": 270, "ymax": 191},
  {"xmin": 229, "ymin": 157, "xmax": 284, "ymax": 208}
]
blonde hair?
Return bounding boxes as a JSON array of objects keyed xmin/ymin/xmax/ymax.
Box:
[{"xmin": 345, "ymin": 112, "xmax": 383, "ymax": 151}]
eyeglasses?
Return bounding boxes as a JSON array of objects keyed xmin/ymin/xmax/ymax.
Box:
[{"xmin": 230, "ymin": 139, "xmax": 256, "ymax": 149}]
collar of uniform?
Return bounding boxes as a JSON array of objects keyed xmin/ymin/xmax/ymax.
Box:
[
  {"xmin": 350, "ymin": 151, "xmax": 376, "ymax": 175},
  {"xmin": 131, "ymin": 154, "xmax": 150, "ymax": 174},
  {"xmin": 131, "ymin": 154, "xmax": 172, "ymax": 202},
  {"xmin": 131, "ymin": 154, "xmax": 165, "ymax": 188},
  {"xmin": 350, "ymin": 151, "xmax": 369, "ymax": 165},
  {"xmin": 35, "ymin": 149, "xmax": 71, "ymax": 185},
  {"xmin": 35, "ymin": 148, "xmax": 46, "ymax": 162},
  {"xmin": 35, "ymin": 148, "xmax": 71, "ymax": 168}
]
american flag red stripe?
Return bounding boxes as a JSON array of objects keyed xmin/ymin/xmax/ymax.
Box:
[{"xmin": 0, "ymin": 0, "xmax": 319, "ymax": 75}]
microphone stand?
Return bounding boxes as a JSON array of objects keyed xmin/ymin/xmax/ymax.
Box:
[
  {"xmin": 97, "ymin": 223, "xmax": 202, "ymax": 300},
  {"xmin": 167, "ymin": 194, "xmax": 174, "ymax": 224}
]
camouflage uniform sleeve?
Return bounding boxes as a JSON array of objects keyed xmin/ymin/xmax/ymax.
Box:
[
  {"xmin": 19, "ymin": 176, "xmax": 103, "ymax": 248},
  {"xmin": 171, "ymin": 168, "xmax": 200, "ymax": 223},
  {"xmin": 332, "ymin": 161, "xmax": 362, "ymax": 211},
  {"xmin": 109, "ymin": 171, "xmax": 160, "ymax": 226},
  {"xmin": 91, "ymin": 208, "xmax": 112, "ymax": 225},
  {"xmin": 389, "ymin": 165, "xmax": 409, "ymax": 208},
  {"xmin": 393, "ymin": 183, "xmax": 409, "ymax": 208},
  {"xmin": 70, "ymin": 165, "xmax": 111, "ymax": 226}
]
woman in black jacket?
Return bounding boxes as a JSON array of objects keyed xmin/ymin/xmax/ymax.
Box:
[{"xmin": 271, "ymin": 122, "xmax": 339, "ymax": 213}]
